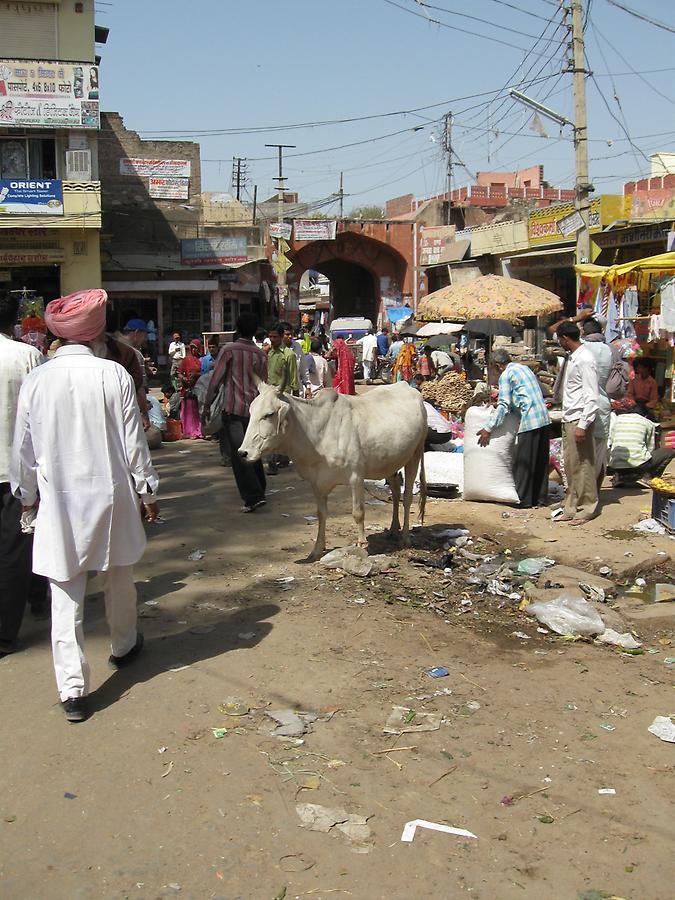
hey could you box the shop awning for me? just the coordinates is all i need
[575,250,675,280]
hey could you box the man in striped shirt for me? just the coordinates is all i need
[477,348,551,508]
[204,313,268,512]
[608,410,675,486]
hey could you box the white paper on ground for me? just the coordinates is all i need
[401,819,478,842]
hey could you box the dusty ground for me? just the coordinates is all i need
[1,432,674,900]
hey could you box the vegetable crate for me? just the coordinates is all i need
[651,490,675,532]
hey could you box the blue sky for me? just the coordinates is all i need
[97,0,675,211]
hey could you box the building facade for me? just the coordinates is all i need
[0,0,102,299]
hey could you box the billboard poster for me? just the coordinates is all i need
[0,179,63,215]
[120,158,191,177]
[380,276,403,309]
[420,225,457,266]
[148,176,189,199]
[293,219,337,241]
[269,221,292,240]
[181,236,248,266]
[0,60,99,128]
[631,188,675,222]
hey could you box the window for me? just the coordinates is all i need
[0,138,57,179]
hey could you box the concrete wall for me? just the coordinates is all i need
[99,112,202,253]
[476,165,543,190]
[60,228,101,292]
[58,0,96,62]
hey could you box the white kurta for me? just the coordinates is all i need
[11,345,159,582]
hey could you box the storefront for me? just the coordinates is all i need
[592,222,671,267]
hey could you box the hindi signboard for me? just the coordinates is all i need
[148,177,189,199]
[0,60,99,128]
[420,225,457,267]
[557,209,585,237]
[0,179,63,215]
[181,237,248,267]
[120,159,191,178]
[293,219,337,241]
[269,221,292,240]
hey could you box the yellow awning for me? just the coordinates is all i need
[575,250,675,281]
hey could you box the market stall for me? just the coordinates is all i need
[575,250,675,443]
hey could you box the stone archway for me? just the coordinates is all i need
[289,231,407,323]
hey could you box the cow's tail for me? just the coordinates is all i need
[417,443,427,525]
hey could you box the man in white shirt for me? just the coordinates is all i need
[358,328,379,384]
[11,289,159,723]
[168,331,186,387]
[307,339,332,397]
[0,293,42,657]
[557,321,600,524]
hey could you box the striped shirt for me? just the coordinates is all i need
[608,412,655,468]
[205,339,268,419]
[487,362,550,434]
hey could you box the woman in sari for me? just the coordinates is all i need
[393,340,417,383]
[178,339,203,438]
[328,337,356,395]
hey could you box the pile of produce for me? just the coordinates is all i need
[421,372,474,415]
[649,475,675,496]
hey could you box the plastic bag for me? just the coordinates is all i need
[527,593,605,637]
[320,546,398,577]
[463,406,519,504]
[517,557,556,576]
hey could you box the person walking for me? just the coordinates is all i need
[307,338,332,397]
[11,289,159,722]
[203,313,268,513]
[266,323,298,472]
[168,331,186,389]
[477,348,551,508]
[357,328,379,384]
[581,317,612,487]
[417,344,437,381]
[556,321,600,524]
[329,337,356,395]
[177,340,203,438]
[376,326,390,358]
[1,293,43,657]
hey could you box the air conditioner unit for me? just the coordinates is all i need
[65,150,92,181]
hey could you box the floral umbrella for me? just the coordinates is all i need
[417,274,563,323]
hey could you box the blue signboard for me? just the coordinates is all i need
[0,179,64,215]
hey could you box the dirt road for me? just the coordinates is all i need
[1,437,673,900]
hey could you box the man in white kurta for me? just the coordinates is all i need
[11,289,159,722]
[357,329,379,384]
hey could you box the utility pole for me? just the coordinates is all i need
[569,0,592,266]
[231,156,248,201]
[265,143,296,314]
[443,112,453,226]
[338,171,344,219]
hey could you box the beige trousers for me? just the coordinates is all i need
[562,420,598,521]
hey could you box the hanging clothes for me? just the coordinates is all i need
[660,276,675,332]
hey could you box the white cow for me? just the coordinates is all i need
[239,381,427,561]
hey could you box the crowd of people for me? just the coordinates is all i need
[2,286,673,725]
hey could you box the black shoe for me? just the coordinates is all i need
[62,697,89,723]
[0,639,19,658]
[108,633,144,670]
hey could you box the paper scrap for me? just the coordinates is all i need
[401,819,477,843]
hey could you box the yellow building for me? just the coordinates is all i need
[0,0,102,299]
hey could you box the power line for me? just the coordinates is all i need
[381,0,559,55]
[412,0,563,41]
[588,72,651,165]
[591,22,675,107]
[425,0,553,23]
[604,0,675,35]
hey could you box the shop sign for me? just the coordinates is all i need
[529,202,601,244]
[0,59,99,128]
[0,248,65,264]
[293,219,337,241]
[180,236,248,266]
[631,187,675,222]
[593,222,669,249]
[120,158,191,177]
[0,179,63,215]
[420,225,457,266]
[508,251,574,271]
[148,176,189,199]
[557,210,584,237]
[269,221,292,240]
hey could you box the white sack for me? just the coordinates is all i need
[463,406,519,504]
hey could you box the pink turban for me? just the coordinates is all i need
[45,289,108,342]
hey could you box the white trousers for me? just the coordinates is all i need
[49,565,138,701]
[363,360,375,381]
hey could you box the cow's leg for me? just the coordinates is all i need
[401,449,421,547]
[307,487,328,562]
[350,476,366,547]
[388,471,402,539]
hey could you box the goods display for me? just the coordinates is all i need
[421,372,474,415]
[649,475,675,496]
